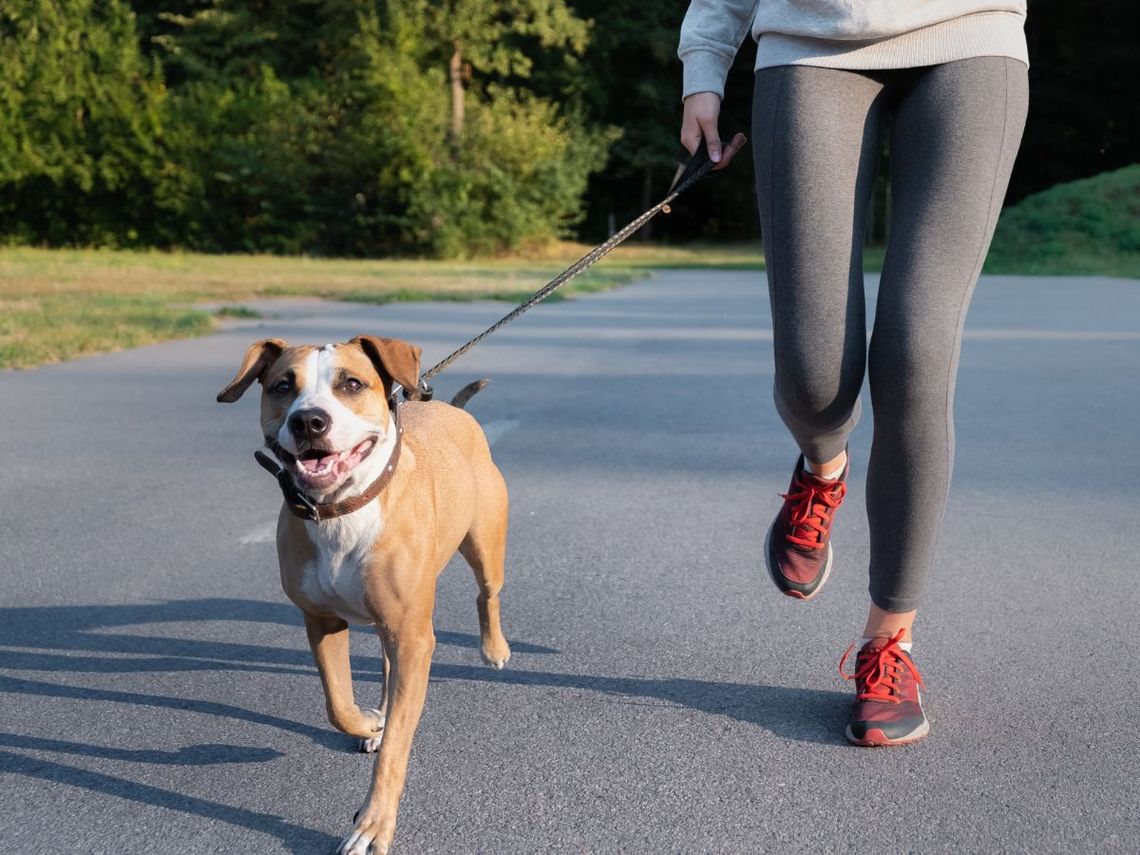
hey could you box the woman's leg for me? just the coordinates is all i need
[842,58,1027,748]
[865,57,1029,619]
[753,66,885,463]
[844,58,1026,747]
[753,65,887,600]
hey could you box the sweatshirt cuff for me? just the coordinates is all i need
[680,49,734,100]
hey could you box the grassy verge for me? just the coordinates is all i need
[985,164,1140,277]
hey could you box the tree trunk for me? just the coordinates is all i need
[449,40,465,146]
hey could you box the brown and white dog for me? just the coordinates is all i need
[218,335,511,855]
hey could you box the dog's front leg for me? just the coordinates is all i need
[338,603,435,855]
[303,612,385,744]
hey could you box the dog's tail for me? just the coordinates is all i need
[449,379,490,410]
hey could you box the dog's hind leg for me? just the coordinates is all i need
[362,638,392,754]
[303,612,386,748]
[458,469,511,670]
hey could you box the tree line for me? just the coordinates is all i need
[0,0,1133,257]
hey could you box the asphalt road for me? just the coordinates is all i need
[2,271,1139,854]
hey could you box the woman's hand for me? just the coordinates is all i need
[680,92,746,170]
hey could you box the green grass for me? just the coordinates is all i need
[213,305,262,319]
[0,294,215,369]
[0,243,762,369]
[985,164,1140,277]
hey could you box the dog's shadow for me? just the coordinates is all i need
[0,597,846,851]
[429,663,848,747]
[0,746,340,855]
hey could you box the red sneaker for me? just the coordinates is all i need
[839,629,929,747]
[764,455,847,600]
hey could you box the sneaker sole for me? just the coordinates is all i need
[844,719,930,747]
[763,519,833,601]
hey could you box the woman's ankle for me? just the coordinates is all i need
[805,449,847,480]
[862,604,917,642]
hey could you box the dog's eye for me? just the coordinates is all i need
[342,377,364,393]
[271,378,292,394]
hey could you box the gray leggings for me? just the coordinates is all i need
[752,57,1028,612]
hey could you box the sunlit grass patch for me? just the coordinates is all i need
[0,248,656,368]
[0,294,213,369]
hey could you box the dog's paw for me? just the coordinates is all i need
[336,829,387,855]
[356,708,385,752]
[481,644,511,671]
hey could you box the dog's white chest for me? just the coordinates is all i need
[299,505,383,625]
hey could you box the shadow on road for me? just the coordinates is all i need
[1,597,845,748]
[430,664,849,747]
[0,597,559,677]
[0,596,848,847]
[0,732,281,765]
[0,749,339,854]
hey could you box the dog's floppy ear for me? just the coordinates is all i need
[350,335,422,397]
[216,338,288,403]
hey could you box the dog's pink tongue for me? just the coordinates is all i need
[333,440,373,476]
[333,449,363,477]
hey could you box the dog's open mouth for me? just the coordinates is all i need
[293,436,377,491]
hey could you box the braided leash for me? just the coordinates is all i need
[412,135,745,398]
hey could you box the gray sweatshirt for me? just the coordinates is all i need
[679,0,1028,98]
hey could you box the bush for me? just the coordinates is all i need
[0,0,166,246]
[986,164,1140,276]
[409,91,618,257]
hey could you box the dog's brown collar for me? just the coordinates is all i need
[254,399,403,523]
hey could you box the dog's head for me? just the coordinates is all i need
[218,336,421,496]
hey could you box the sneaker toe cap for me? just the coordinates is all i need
[848,701,927,743]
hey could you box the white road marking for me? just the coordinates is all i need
[239,521,277,545]
[964,329,1140,341]
[481,419,519,447]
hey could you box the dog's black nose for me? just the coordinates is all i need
[288,407,331,441]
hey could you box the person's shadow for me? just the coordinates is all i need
[0,597,847,851]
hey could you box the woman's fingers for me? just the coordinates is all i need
[680,94,747,174]
[699,116,723,163]
[680,115,704,155]
[680,92,722,156]
[712,132,748,171]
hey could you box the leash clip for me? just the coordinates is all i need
[403,382,433,402]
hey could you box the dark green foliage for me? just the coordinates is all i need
[568,0,759,243]
[0,0,167,245]
[986,165,1140,276]
[0,0,1134,256]
[569,0,1139,243]
[1011,0,1138,204]
[376,1,612,256]
[408,92,617,256]
[0,0,607,256]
